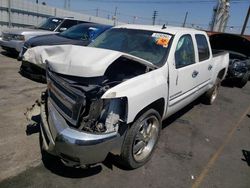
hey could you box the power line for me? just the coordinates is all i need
[73,6,249,30]
[88,0,249,4]
[152,10,158,25]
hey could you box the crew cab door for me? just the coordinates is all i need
[168,34,199,113]
[194,34,213,94]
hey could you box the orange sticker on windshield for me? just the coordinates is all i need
[152,33,171,48]
[156,37,170,47]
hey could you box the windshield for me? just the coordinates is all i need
[89,28,172,66]
[37,18,63,31]
[59,24,101,40]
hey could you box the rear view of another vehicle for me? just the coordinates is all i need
[228,52,250,87]
[20,23,112,82]
[209,33,250,88]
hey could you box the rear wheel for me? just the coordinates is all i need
[120,109,161,169]
[203,78,221,105]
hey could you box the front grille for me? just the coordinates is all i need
[47,68,86,126]
[2,33,13,41]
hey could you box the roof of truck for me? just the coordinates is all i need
[114,24,205,35]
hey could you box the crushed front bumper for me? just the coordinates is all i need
[0,38,23,52]
[40,99,124,167]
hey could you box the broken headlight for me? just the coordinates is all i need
[79,98,127,134]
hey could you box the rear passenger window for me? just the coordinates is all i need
[59,20,77,30]
[195,34,210,61]
[175,34,195,69]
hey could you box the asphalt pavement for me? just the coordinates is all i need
[0,47,250,188]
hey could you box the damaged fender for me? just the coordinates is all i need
[101,67,168,124]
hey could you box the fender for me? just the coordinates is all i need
[101,67,168,123]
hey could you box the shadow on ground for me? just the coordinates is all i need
[26,114,41,135]
[221,79,238,88]
[1,50,18,59]
[242,150,250,166]
[162,97,201,129]
[41,149,103,178]
[221,79,250,89]
[24,97,202,178]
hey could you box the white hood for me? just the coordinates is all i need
[23,45,156,77]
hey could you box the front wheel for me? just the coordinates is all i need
[120,109,161,169]
[203,78,221,105]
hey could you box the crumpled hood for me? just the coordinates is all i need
[23,45,155,77]
[25,34,89,48]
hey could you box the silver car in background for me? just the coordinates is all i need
[0,17,86,53]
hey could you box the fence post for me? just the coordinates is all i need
[8,0,12,27]
[54,8,57,16]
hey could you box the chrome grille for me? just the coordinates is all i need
[2,33,13,41]
[47,68,86,126]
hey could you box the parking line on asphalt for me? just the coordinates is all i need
[192,105,250,188]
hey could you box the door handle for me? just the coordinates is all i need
[208,65,213,70]
[192,70,199,78]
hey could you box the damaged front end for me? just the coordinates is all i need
[40,56,151,167]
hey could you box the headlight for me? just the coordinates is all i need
[80,98,127,134]
[12,34,25,41]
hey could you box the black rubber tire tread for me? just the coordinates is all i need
[237,72,249,88]
[120,109,162,169]
[203,78,221,105]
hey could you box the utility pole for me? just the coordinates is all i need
[68,0,71,10]
[152,10,158,25]
[64,0,70,10]
[96,8,99,17]
[182,12,188,27]
[113,7,118,26]
[7,0,12,27]
[64,0,67,9]
[210,0,230,32]
[133,16,137,24]
[241,6,250,35]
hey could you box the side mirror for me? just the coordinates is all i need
[59,27,67,32]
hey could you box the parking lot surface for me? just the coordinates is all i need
[0,47,250,188]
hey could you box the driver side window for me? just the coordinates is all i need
[175,34,195,69]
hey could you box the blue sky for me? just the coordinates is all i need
[33,0,249,34]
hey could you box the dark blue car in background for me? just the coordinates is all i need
[20,23,112,82]
[19,23,112,60]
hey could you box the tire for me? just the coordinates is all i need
[237,72,249,88]
[120,109,162,169]
[203,78,221,105]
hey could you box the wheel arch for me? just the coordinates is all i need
[132,98,165,124]
[217,68,226,80]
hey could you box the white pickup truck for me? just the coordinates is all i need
[39,25,229,169]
